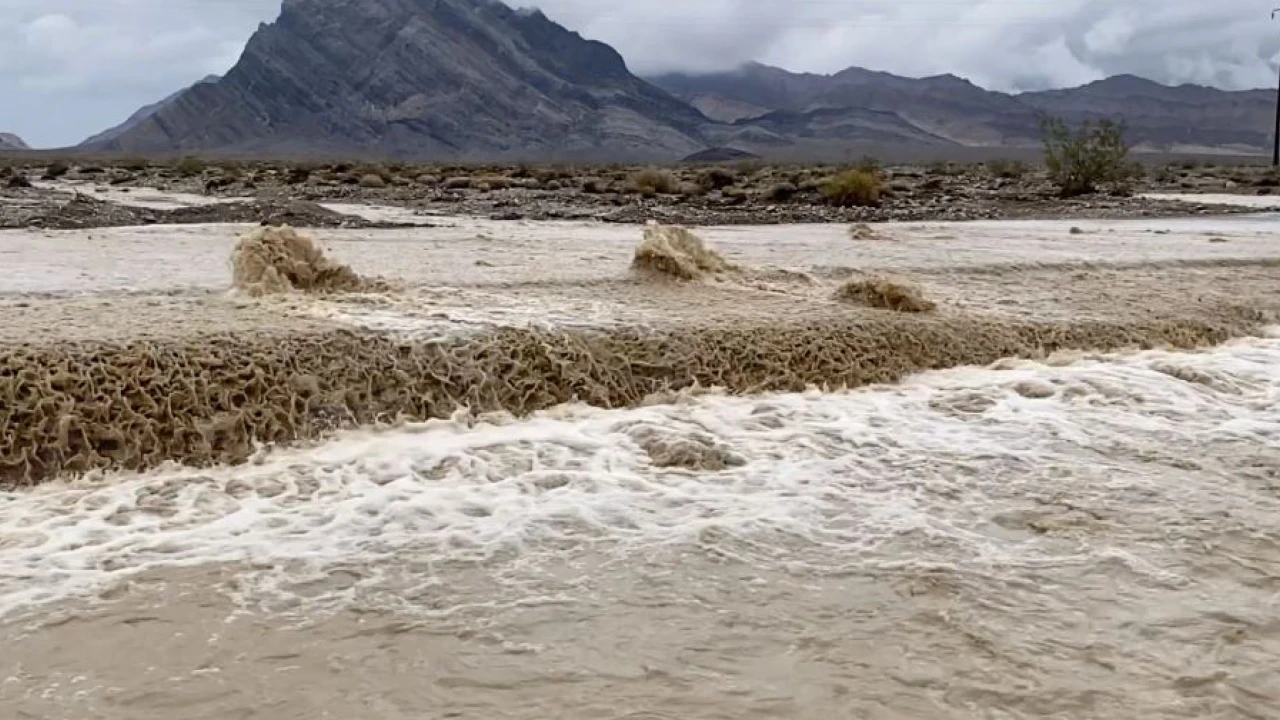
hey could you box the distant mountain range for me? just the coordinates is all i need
[0,133,29,151]
[648,63,1274,154]
[74,0,1275,161]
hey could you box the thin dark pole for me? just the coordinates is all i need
[1274,66,1279,166]
[1273,10,1280,165]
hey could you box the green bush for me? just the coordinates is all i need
[1040,115,1139,196]
[820,169,882,207]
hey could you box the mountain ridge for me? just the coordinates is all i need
[647,62,1274,153]
[76,0,1275,160]
[81,0,711,160]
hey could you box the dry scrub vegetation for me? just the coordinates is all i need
[821,169,882,207]
[7,148,1268,230]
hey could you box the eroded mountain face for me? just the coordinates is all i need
[83,0,709,161]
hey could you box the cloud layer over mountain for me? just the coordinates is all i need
[2,0,1278,147]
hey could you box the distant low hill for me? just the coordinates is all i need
[75,0,1274,161]
[0,133,29,151]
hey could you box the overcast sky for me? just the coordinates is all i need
[3,0,1279,148]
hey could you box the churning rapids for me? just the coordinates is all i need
[2,330,1278,719]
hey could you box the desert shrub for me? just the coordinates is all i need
[1151,164,1179,185]
[581,177,608,194]
[358,173,387,188]
[1254,171,1280,188]
[678,181,705,197]
[357,165,394,183]
[286,166,313,184]
[821,169,882,207]
[798,177,824,193]
[42,161,70,180]
[629,168,680,195]
[721,186,749,204]
[476,174,513,190]
[536,167,574,182]
[986,158,1028,179]
[765,182,798,202]
[1040,115,1139,197]
[120,157,148,172]
[174,155,206,178]
[926,160,957,176]
[443,176,472,190]
[856,155,881,174]
[698,166,738,191]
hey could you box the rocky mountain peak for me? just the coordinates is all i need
[81,0,708,160]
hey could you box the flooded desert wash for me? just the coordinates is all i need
[2,332,1278,719]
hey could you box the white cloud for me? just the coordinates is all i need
[1,0,1278,148]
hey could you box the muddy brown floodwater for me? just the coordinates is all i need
[2,206,1280,719]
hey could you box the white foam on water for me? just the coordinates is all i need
[1,332,1278,620]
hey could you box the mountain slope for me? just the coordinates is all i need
[649,63,1040,146]
[0,133,29,151]
[1017,75,1273,151]
[81,0,710,160]
[649,63,1273,152]
[82,75,220,148]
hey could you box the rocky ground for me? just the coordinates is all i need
[0,157,1271,230]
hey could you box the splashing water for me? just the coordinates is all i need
[1,331,1278,719]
